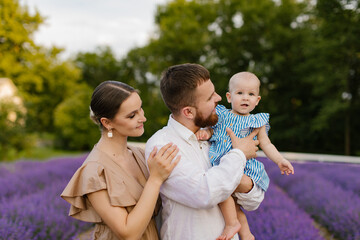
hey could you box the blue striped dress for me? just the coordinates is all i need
[209,105,270,191]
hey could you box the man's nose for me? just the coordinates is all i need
[215,92,222,102]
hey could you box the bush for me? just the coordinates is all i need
[0,99,33,161]
[54,85,99,150]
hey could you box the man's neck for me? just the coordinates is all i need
[171,114,200,133]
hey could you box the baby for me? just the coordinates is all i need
[196,72,294,240]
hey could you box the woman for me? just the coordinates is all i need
[61,81,180,240]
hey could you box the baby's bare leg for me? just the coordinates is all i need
[235,174,253,193]
[217,197,241,240]
[236,204,255,240]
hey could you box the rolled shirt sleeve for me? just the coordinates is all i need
[145,121,246,209]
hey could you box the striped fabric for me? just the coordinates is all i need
[209,105,270,191]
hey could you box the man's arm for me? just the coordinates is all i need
[145,130,259,209]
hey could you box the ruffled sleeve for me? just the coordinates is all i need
[61,161,107,222]
[211,104,229,134]
[251,113,270,134]
[215,104,229,119]
[61,147,144,223]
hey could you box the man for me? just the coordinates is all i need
[145,63,261,240]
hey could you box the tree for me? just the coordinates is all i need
[0,0,81,134]
[0,99,31,160]
[54,84,99,150]
[74,46,120,88]
[304,0,360,155]
[146,0,217,72]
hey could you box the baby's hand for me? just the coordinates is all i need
[195,128,212,141]
[277,159,295,175]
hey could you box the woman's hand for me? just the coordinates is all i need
[147,143,181,184]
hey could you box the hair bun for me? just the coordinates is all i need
[89,107,100,125]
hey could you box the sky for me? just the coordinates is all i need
[23,0,167,59]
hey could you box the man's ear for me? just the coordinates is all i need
[181,106,196,119]
[226,92,232,103]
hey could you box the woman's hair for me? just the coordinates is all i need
[160,63,210,115]
[90,81,137,127]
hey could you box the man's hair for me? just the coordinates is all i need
[160,63,210,114]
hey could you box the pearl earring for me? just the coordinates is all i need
[107,129,113,138]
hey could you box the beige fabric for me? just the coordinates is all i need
[233,181,265,211]
[61,145,160,240]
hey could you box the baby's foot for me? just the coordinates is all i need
[216,222,241,240]
[239,230,255,240]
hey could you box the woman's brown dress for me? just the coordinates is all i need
[61,145,160,240]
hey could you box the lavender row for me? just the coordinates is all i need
[246,182,325,240]
[262,158,360,240]
[0,166,9,178]
[294,161,360,196]
[0,179,92,239]
[0,155,86,200]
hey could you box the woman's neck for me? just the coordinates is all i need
[97,134,129,159]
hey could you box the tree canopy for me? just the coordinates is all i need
[1,0,359,160]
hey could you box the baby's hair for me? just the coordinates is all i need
[228,72,261,92]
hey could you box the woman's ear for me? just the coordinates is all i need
[226,92,232,103]
[100,117,111,129]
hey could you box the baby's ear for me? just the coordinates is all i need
[226,92,231,103]
[256,95,261,105]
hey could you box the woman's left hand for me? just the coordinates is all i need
[147,143,181,184]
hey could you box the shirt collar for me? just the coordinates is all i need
[168,115,198,142]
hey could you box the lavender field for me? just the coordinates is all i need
[0,155,93,240]
[1,155,359,240]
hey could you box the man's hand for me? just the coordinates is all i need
[226,128,260,160]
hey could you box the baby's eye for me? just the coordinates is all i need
[249,93,255,96]
[237,92,242,95]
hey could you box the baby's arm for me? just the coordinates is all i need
[195,127,214,141]
[258,126,294,175]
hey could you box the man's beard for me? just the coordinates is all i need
[194,109,218,128]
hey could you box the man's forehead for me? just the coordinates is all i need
[196,79,214,98]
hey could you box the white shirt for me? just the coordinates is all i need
[145,115,247,240]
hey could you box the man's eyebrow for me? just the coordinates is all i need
[207,91,215,101]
